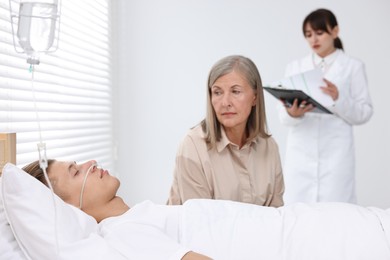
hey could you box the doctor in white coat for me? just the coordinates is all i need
[280,9,373,204]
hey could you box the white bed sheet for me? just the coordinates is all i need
[100,199,390,260]
[3,161,390,260]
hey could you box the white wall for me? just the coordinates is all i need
[113,0,390,208]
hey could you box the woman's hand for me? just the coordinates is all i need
[283,99,313,118]
[321,78,339,101]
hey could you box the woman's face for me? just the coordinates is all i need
[47,160,120,210]
[211,70,256,134]
[304,23,338,57]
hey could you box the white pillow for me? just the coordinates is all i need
[0,177,27,260]
[1,163,125,260]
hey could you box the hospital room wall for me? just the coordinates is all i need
[112,0,390,208]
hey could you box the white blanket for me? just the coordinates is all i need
[99,199,390,260]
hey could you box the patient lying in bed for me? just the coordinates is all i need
[2,159,390,260]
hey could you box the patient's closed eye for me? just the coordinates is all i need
[68,163,79,177]
[70,167,79,176]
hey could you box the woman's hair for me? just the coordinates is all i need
[201,55,270,148]
[22,159,56,187]
[303,8,343,50]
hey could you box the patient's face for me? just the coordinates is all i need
[47,160,120,210]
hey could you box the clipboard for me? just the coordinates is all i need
[263,86,332,114]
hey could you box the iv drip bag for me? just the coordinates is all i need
[9,0,61,65]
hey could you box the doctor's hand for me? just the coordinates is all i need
[321,78,339,101]
[284,99,313,118]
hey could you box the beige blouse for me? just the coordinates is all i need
[167,124,284,207]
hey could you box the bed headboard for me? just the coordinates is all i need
[0,133,16,175]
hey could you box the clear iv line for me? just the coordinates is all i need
[31,64,60,255]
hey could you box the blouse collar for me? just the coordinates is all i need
[312,48,340,70]
[216,127,258,152]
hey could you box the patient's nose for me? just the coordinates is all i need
[82,160,97,172]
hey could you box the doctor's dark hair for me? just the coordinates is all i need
[303,8,343,50]
[201,55,270,148]
[22,159,56,187]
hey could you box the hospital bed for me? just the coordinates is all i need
[1,133,390,259]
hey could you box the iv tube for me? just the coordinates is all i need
[30,64,60,254]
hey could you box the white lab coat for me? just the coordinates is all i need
[279,50,373,204]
